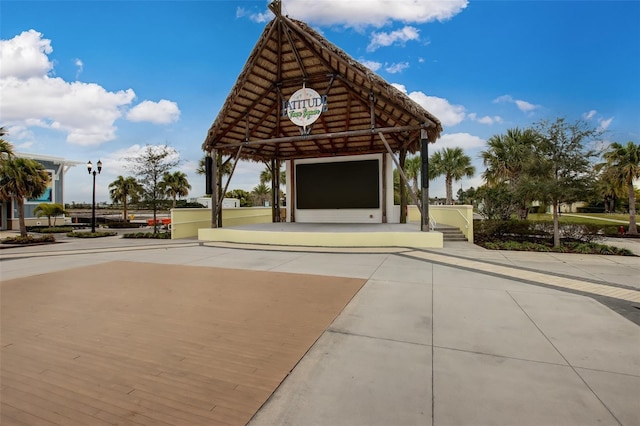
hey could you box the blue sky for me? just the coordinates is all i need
[1,0,639,204]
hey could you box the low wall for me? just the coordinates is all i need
[172,205,474,243]
[198,227,443,249]
[171,208,273,239]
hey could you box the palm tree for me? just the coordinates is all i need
[429,147,476,205]
[481,128,537,218]
[159,171,192,208]
[109,175,143,221]
[603,141,640,234]
[34,203,66,227]
[595,168,625,213]
[197,155,234,177]
[404,154,421,196]
[481,128,536,188]
[0,156,50,237]
[0,128,14,166]
[259,163,286,186]
[251,183,271,207]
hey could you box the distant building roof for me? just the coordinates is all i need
[16,152,83,166]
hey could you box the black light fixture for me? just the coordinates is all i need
[88,160,102,233]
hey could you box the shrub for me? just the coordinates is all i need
[106,221,142,229]
[35,226,74,233]
[175,201,206,208]
[122,232,171,239]
[483,241,500,250]
[478,239,634,256]
[474,219,550,243]
[67,231,118,238]
[2,234,55,244]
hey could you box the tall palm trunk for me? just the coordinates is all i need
[553,200,560,247]
[445,175,453,205]
[16,196,27,237]
[629,180,638,235]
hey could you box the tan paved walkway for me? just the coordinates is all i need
[405,250,640,303]
[1,261,364,425]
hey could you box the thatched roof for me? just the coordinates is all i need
[202,1,442,162]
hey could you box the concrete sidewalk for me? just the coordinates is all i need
[1,236,639,425]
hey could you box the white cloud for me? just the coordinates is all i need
[15,141,33,150]
[493,95,513,103]
[0,30,180,146]
[0,29,53,79]
[385,62,409,74]
[241,0,467,27]
[2,75,135,145]
[74,58,83,79]
[469,113,502,125]
[392,83,407,93]
[102,144,181,177]
[514,100,538,113]
[127,100,180,124]
[581,110,613,131]
[436,133,485,150]
[598,117,613,131]
[394,84,465,127]
[359,59,382,72]
[237,7,272,23]
[367,26,420,52]
[493,94,540,113]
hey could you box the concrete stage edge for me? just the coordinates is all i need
[198,223,444,249]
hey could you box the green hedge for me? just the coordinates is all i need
[1,234,55,244]
[66,231,118,238]
[482,240,633,256]
[122,232,171,239]
[474,219,637,243]
[33,226,74,233]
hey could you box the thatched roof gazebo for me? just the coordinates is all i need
[202,0,442,229]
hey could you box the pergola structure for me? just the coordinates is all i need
[202,0,442,230]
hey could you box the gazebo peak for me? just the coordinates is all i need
[268,0,282,17]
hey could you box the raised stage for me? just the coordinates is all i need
[198,222,444,249]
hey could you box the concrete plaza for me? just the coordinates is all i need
[1,234,639,425]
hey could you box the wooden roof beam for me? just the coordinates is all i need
[215,124,426,149]
[281,21,308,80]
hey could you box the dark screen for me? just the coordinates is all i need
[296,159,380,209]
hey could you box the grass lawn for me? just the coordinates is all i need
[527,213,630,225]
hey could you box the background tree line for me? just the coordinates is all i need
[3,117,638,246]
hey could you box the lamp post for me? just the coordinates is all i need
[87,160,102,233]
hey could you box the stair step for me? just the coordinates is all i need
[433,226,467,241]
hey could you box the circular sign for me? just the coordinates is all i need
[285,87,326,127]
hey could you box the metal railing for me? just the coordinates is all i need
[429,214,437,231]
[454,209,470,229]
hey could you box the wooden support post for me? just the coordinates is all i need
[217,147,242,219]
[289,159,296,223]
[378,133,422,217]
[217,153,223,227]
[399,148,407,224]
[270,159,277,222]
[381,153,387,223]
[210,149,218,228]
[275,158,281,222]
[420,132,430,232]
